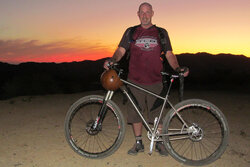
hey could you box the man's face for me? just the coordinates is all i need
[137,4,154,27]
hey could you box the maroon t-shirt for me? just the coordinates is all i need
[119,25,172,85]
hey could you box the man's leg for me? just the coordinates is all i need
[154,124,168,156]
[132,122,143,136]
[127,122,144,155]
[147,83,168,156]
[127,82,145,155]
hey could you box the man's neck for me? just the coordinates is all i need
[141,23,153,29]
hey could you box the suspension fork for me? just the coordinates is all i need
[93,90,114,129]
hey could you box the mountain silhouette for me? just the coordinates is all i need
[0,53,249,99]
[173,52,250,90]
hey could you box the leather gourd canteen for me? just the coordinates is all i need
[101,69,123,91]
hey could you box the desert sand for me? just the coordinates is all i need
[0,90,249,167]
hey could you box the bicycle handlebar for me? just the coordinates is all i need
[106,60,125,76]
[106,60,188,102]
[161,66,188,102]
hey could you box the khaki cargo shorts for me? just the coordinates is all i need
[126,80,168,124]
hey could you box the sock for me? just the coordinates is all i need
[135,135,142,144]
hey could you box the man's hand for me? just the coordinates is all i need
[176,66,189,77]
[103,59,114,70]
[104,47,126,70]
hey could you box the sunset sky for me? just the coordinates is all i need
[0,0,249,64]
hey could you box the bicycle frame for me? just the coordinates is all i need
[65,65,228,163]
[124,78,189,128]
[102,75,190,154]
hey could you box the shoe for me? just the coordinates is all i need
[155,142,168,156]
[128,142,144,155]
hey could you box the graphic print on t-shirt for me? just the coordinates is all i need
[135,36,158,51]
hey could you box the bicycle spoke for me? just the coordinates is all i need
[65,98,125,157]
[95,135,107,152]
[164,101,228,165]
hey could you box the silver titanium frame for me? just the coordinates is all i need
[120,78,189,136]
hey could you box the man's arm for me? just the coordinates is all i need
[165,51,189,77]
[111,47,126,62]
[165,51,179,71]
[103,47,126,69]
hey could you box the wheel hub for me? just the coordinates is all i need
[85,120,101,135]
[188,123,204,142]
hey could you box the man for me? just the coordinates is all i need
[104,2,188,156]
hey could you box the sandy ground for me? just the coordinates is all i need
[0,90,249,167]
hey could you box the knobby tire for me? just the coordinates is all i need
[162,99,229,166]
[64,95,126,159]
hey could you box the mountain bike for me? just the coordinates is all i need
[64,63,229,166]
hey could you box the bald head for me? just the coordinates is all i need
[138,2,153,12]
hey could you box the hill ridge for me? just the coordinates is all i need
[0,53,249,99]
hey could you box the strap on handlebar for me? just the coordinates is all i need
[179,74,184,102]
[178,66,188,102]
[161,66,188,102]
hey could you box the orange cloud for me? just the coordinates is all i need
[0,39,113,64]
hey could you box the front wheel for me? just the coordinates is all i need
[64,95,125,159]
[162,99,229,166]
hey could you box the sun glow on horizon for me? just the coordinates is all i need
[0,37,249,65]
[0,0,249,64]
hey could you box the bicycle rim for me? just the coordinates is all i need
[163,99,229,166]
[65,96,125,158]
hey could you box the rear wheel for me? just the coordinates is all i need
[163,99,229,166]
[64,95,125,158]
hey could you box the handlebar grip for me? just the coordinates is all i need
[106,59,119,70]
